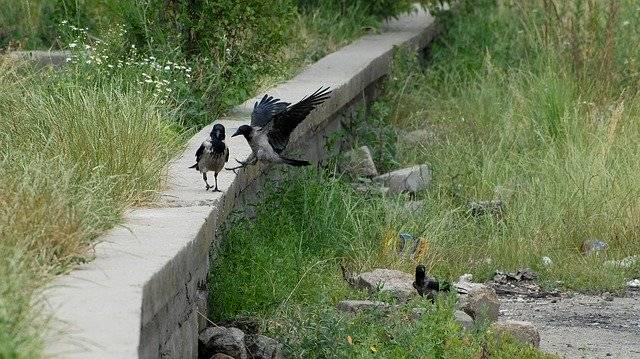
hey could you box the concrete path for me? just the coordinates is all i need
[500,291,640,358]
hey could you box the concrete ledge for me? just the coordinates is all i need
[44,8,439,359]
[5,50,72,68]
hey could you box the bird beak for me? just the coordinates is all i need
[232,129,241,137]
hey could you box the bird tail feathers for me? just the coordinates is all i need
[281,157,310,167]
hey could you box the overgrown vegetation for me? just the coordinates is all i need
[381,0,640,292]
[211,0,640,357]
[0,1,421,357]
[211,171,550,358]
[2,0,423,127]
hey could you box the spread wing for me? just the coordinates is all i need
[250,94,290,127]
[266,87,332,154]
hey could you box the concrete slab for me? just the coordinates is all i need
[43,7,438,359]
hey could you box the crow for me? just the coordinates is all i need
[226,87,332,172]
[189,123,229,192]
[413,264,451,302]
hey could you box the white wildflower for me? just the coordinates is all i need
[68,43,77,48]
[164,66,170,70]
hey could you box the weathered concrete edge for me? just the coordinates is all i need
[43,8,439,359]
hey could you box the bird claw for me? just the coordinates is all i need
[211,187,222,193]
[225,159,246,173]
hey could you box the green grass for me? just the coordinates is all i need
[0,2,420,357]
[374,0,640,293]
[210,171,551,358]
[210,1,640,356]
[0,61,180,357]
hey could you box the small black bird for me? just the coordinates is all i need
[226,87,332,171]
[413,264,451,302]
[189,123,229,192]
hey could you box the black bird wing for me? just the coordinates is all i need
[224,146,229,162]
[194,142,205,163]
[264,87,332,154]
[250,94,290,127]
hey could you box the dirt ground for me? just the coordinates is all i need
[499,290,640,358]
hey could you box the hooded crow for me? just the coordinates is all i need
[413,264,451,302]
[189,123,229,191]
[226,87,332,172]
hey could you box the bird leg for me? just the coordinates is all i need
[203,173,211,190]
[211,173,222,192]
[225,156,257,173]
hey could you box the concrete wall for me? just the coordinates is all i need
[44,8,439,359]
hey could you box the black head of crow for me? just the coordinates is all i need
[189,123,229,192]
[226,87,332,172]
[413,264,451,302]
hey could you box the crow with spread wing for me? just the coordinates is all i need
[189,124,229,191]
[226,87,332,172]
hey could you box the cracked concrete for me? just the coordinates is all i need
[500,291,640,358]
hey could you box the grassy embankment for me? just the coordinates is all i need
[211,0,640,357]
[0,0,413,356]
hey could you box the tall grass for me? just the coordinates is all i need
[381,0,640,291]
[0,2,415,356]
[210,171,551,358]
[0,61,180,356]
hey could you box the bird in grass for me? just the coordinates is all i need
[189,123,229,192]
[413,264,451,302]
[226,87,332,172]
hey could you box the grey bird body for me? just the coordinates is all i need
[196,139,229,174]
[190,124,229,191]
[227,87,332,171]
[246,127,290,165]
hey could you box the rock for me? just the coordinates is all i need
[6,50,72,68]
[339,146,378,178]
[456,284,499,322]
[604,255,639,269]
[199,327,247,359]
[468,200,505,217]
[373,165,432,196]
[602,292,614,301]
[355,268,416,301]
[493,268,537,284]
[404,200,425,212]
[336,300,391,314]
[217,316,260,335]
[458,273,474,283]
[211,354,235,359]
[454,310,474,331]
[627,279,640,289]
[542,256,553,266]
[245,334,284,359]
[492,320,541,347]
[581,238,607,254]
